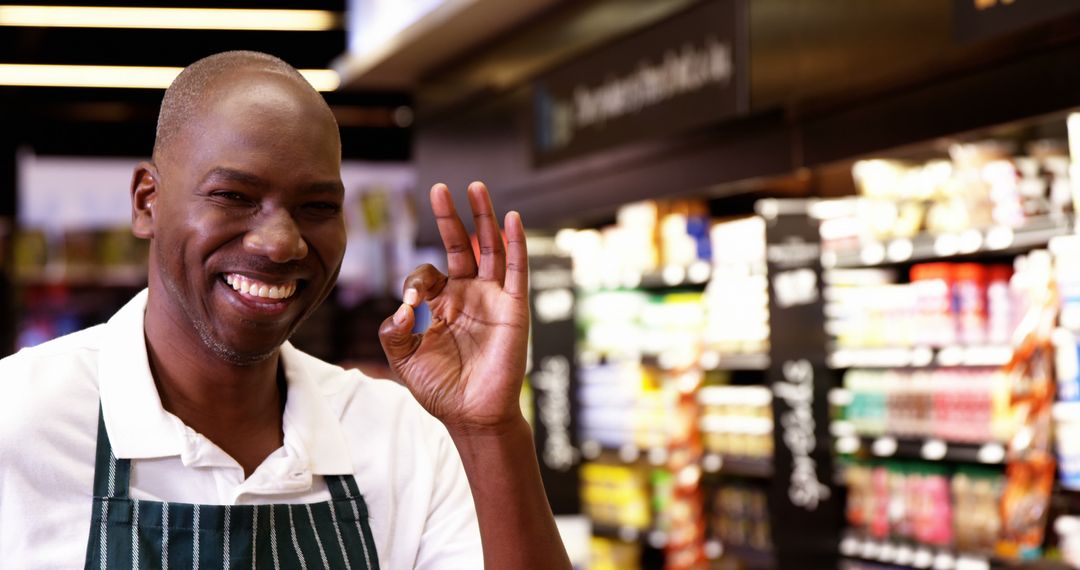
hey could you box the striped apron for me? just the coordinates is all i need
[84,407,379,569]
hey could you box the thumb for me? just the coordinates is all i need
[379,303,421,367]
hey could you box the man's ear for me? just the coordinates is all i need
[131,161,158,239]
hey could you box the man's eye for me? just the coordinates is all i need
[212,191,246,201]
[306,202,342,213]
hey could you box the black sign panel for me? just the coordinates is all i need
[528,252,581,515]
[954,0,1080,43]
[760,201,842,569]
[532,0,746,165]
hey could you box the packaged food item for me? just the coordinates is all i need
[996,249,1058,561]
[987,265,1015,345]
[911,263,956,347]
[590,537,642,570]
[953,467,1005,553]
[955,263,989,346]
[997,453,1055,560]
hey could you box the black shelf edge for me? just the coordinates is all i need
[592,523,669,549]
[824,217,1071,269]
[702,453,774,478]
[584,350,769,371]
[580,442,774,477]
[827,345,1012,369]
[576,261,715,292]
[580,442,673,466]
[834,436,1008,465]
[701,351,771,371]
[707,541,777,570]
[838,534,1063,570]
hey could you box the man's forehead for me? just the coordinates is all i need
[199,70,319,117]
[159,71,339,169]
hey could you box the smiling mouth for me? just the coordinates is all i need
[223,273,299,301]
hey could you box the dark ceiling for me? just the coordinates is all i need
[0,0,411,160]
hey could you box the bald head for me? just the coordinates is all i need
[153,51,337,163]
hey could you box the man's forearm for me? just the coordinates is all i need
[449,416,572,570]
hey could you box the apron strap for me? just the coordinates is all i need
[324,474,364,502]
[92,404,132,499]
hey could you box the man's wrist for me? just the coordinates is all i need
[445,413,532,442]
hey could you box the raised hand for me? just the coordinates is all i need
[378,181,530,433]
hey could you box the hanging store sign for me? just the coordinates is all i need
[759,200,842,569]
[954,0,1080,44]
[528,250,582,515]
[531,0,745,165]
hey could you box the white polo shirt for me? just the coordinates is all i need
[0,290,482,569]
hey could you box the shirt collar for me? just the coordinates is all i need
[98,289,353,475]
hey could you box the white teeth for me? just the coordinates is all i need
[224,274,297,301]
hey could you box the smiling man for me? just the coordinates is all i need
[0,51,570,569]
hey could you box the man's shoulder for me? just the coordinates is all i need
[0,326,104,415]
[0,324,106,377]
[0,326,103,451]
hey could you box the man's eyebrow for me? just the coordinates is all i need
[199,167,266,187]
[303,181,346,196]
[198,168,344,196]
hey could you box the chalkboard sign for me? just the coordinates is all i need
[528,251,581,515]
[758,200,843,569]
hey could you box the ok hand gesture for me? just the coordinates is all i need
[379,182,530,434]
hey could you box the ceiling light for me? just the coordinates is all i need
[0,5,342,31]
[0,64,340,91]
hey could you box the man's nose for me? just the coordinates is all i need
[243,209,309,263]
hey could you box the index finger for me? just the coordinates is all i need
[430,183,478,278]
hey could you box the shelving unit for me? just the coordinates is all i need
[559,106,1080,569]
[834,436,1008,465]
[828,346,1012,369]
[823,217,1072,270]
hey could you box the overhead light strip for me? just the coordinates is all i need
[0,5,342,31]
[0,64,340,91]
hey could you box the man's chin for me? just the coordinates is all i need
[193,319,283,367]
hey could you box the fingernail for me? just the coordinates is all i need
[403,288,418,306]
[394,303,409,325]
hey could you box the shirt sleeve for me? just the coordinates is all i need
[412,419,483,570]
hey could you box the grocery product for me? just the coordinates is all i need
[840,368,1010,443]
[843,461,1003,553]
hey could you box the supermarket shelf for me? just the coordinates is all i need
[579,261,714,292]
[823,217,1071,269]
[581,441,673,466]
[637,261,714,289]
[701,453,774,479]
[581,442,773,478]
[706,541,776,570]
[833,435,1007,465]
[592,523,669,549]
[699,350,770,371]
[582,350,768,371]
[828,345,1012,369]
[839,535,995,570]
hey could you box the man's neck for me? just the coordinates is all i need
[143,300,285,478]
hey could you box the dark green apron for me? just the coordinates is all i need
[84,407,379,569]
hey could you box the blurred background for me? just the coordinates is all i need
[7,1,1080,569]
